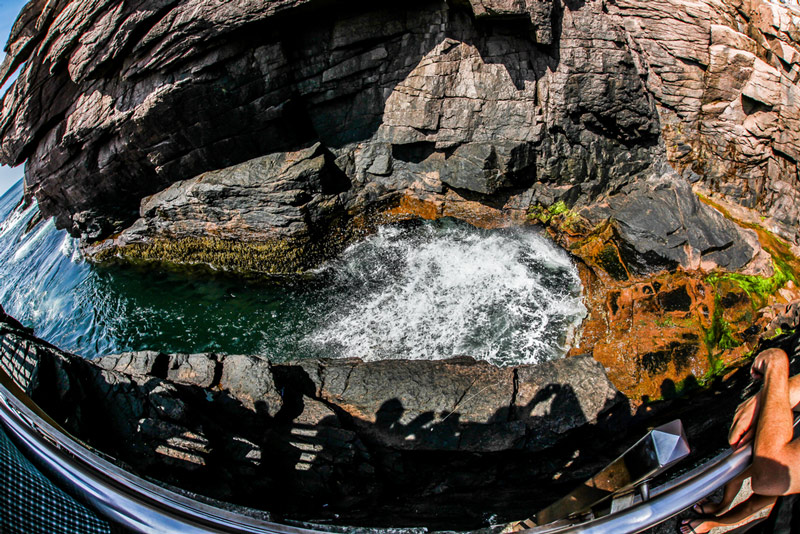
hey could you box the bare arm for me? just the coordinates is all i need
[729,349,800,449]
[749,348,800,495]
[788,374,800,408]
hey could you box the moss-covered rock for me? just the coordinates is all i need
[93,237,317,274]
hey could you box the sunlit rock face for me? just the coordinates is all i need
[618,0,800,247]
[3,0,794,268]
[3,0,800,400]
[0,0,661,242]
[0,0,794,247]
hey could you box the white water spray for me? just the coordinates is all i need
[306,220,586,366]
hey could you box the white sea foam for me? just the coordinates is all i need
[0,202,36,239]
[58,233,83,262]
[12,218,56,262]
[306,221,586,366]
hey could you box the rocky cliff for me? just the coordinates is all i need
[5,0,800,528]
[1,0,799,260]
[4,0,800,410]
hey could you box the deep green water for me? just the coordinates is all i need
[0,180,586,365]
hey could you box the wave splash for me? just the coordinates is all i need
[306,220,586,366]
[0,180,585,366]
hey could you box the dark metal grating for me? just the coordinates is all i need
[0,333,40,394]
[0,422,111,534]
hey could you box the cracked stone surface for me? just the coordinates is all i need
[2,0,798,275]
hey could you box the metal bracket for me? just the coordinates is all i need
[508,419,690,530]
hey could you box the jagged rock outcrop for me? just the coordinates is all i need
[86,142,356,271]
[1,0,659,246]
[581,169,767,275]
[2,0,798,273]
[612,0,800,248]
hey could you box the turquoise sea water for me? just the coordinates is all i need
[0,180,586,365]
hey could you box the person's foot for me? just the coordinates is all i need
[679,519,715,534]
[692,498,722,516]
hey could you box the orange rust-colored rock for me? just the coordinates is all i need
[382,191,528,230]
[382,194,443,222]
[440,190,528,229]
[544,209,771,402]
[572,268,721,402]
[378,192,800,402]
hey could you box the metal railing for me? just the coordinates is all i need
[524,446,751,533]
[0,326,753,534]
[0,370,323,534]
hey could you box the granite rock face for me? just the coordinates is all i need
[294,354,622,452]
[3,0,796,275]
[85,142,354,272]
[124,143,348,244]
[0,310,635,527]
[611,0,800,247]
[582,170,764,275]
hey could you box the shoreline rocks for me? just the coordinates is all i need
[83,142,357,273]
[90,350,628,455]
[0,308,630,527]
[5,303,800,529]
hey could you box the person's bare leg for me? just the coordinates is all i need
[694,467,752,515]
[680,493,776,534]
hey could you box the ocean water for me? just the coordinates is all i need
[307,221,587,364]
[0,180,586,365]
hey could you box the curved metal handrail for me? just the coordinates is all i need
[525,446,751,533]
[0,373,323,534]
[0,364,754,534]
[578,445,750,533]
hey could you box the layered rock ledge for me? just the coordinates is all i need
[4,304,800,529]
[3,0,800,256]
[4,0,800,401]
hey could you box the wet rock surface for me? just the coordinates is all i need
[581,170,762,275]
[84,142,356,272]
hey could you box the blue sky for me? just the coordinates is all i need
[0,0,30,195]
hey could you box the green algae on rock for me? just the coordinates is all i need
[82,143,362,273]
[90,237,321,274]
